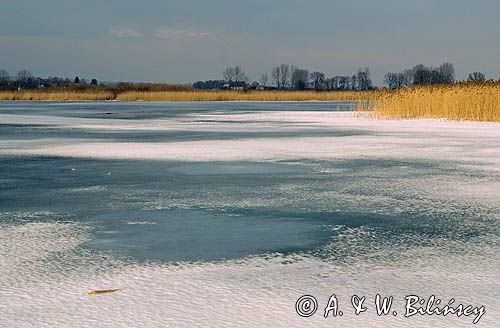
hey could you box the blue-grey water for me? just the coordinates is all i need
[1,101,499,327]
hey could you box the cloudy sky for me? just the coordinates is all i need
[1,0,499,85]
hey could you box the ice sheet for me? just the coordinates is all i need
[0,102,499,327]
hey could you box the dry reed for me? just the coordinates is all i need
[0,90,114,101]
[370,82,500,122]
[114,90,381,102]
[0,90,381,102]
[3,85,498,123]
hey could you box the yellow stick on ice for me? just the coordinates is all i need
[87,289,120,295]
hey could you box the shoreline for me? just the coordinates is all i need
[1,83,499,123]
[0,99,364,103]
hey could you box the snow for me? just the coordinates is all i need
[1,105,499,327]
[2,112,500,172]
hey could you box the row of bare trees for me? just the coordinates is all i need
[383,63,491,89]
[0,69,36,87]
[221,63,491,91]
[268,65,373,90]
[0,68,196,92]
[222,66,248,83]
[383,63,457,89]
[0,69,101,90]
[219,65,374,91]
[467,72,486,82]
[5,64,489,92]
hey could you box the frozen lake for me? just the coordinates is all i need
[0,101,499,327]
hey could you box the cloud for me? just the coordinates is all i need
[109,27,143,38]
[153,28,212,40]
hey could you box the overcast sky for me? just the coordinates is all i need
[1,0,499,85]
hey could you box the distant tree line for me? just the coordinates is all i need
[192,63,495,91]
[2,65,494,93]
[194,65,375,91]
[383,63,491,89]
[192,80,226,90]
[0,68,193,93]
[262,65,373,90]
[0,69,100,90]
[269,65,374,90]
[383,63,456,89]
[467,72,486,82]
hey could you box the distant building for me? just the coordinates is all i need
[223,81,247,90]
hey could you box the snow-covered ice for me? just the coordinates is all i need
[0,102,499,327]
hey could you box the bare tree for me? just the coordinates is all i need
[326,76,340,90]
[272,64,290,89]
[412,65,432,85]
[395,73,406,88]
[223,67,235,82]
[16,70,34,88]
[384,73,397,89]
[339,76,350,90]
[430,69,443,84]
[291,67,309,90]
[384,72,406,89]
[468,72,485,82]
[350,75,357,90]
[233,66,247,83]
[438,62,455,83]
[402,69,414,85]
[16,70,33,83]
[310,71,325,90]
[356,68,372,90]
[0,69,9,85]
[259,73,269,87]
[271,67,279,88]
[223,66,247,83]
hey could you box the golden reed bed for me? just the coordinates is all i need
[114,90,380,102]
[0,90,115,101]
[371,82,500,122]
[0,83,499,122]
[0,90,380,102]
